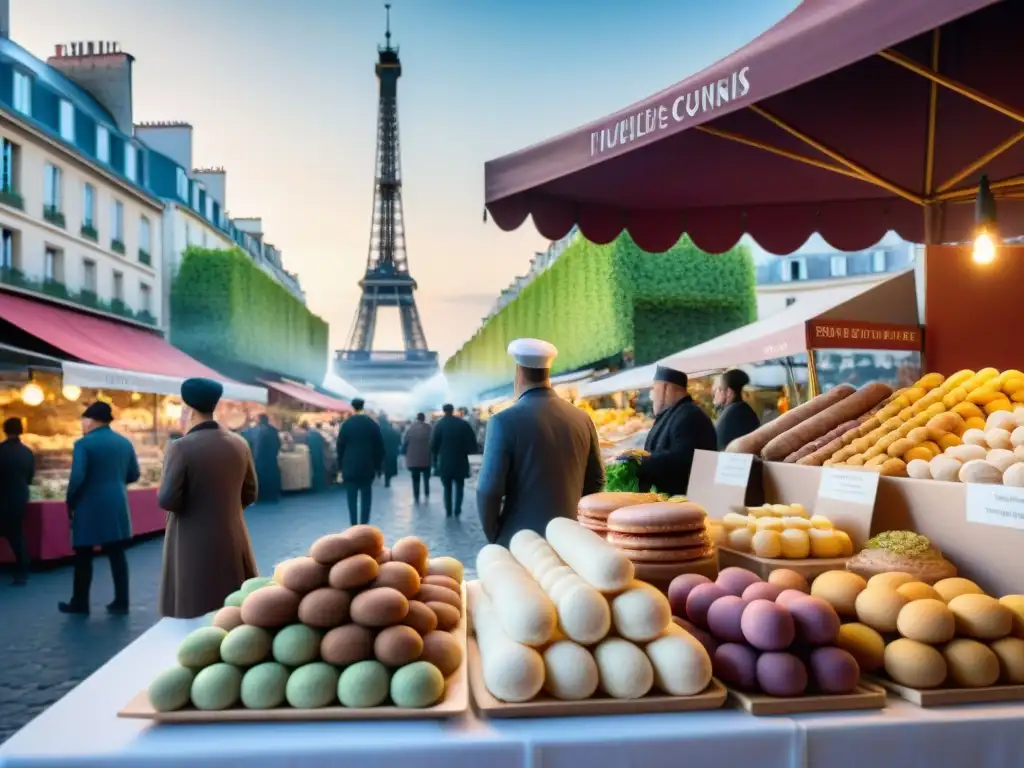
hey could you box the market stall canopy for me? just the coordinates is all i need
[578,364,658,399]
[0,292,267,403]
[485,0,1021,253]
[260,379,353,413]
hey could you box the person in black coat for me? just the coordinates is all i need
[379,414,400,488]
[253,414,282,503]
[337,399,383,526]
[304,425,327,492]
[713,369,761,450]
[634,367,718,496]
[430,403,478,518]
[0,417,35,585]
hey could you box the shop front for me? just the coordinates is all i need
[0,290,267,563]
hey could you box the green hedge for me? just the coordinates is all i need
[444,234,756,389]
[171,247,329,383]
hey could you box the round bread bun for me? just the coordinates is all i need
[577,492,662,521]
[606,502,707,534]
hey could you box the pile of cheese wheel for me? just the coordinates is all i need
[668,567,862,697]
[146,525,466,712]
[470,518,713,703]
[807,570,1024,689]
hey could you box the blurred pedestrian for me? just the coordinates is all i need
[253,414,281,503]
[431,403,478,518]
[379,412,400,489]
[403,412,432,503]
[337,398,383,525]
[0,417,34,585]
[61,402,139,615]
[158,378,258,618]
[713,369,761,449]
[305,423,328,491]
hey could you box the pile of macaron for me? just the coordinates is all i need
[669,567,863,698]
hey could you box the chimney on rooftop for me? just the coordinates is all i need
[47,41,135,135]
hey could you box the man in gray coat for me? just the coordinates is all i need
[477,338,605,546]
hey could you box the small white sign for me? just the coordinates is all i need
[818,468,880,507]
[966,484,1024,531]
[715,452,754,487]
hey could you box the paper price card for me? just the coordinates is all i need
[817,468,880,507]
[715,452,754,487]
[966,484,1024,532]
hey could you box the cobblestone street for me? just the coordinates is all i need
[0,476,486,744]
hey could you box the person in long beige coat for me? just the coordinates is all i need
[158,378,258,618]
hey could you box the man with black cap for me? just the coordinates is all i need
[713,368,761,450]
[158,377,258,618]
[632,366,718,497]
[62,401,140,614]
[336,398,384,526]
[477,338,604,546]
[0,417,34,585]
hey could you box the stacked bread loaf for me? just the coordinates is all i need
[576,492,661,534]
[471,518,712,703]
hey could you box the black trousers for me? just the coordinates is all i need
[72,540,129,607]
[441,477,465,517]
[410,467,430,501]
[345,481,373,526]
[2,514,29,582]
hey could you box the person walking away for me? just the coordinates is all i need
[477,339,604,545]
[713,369,761,450]
[629,366,717,497]
[0,417,34,585]
[379,413,400,489]
[61,402,139,615]
[305,424,327,492]
[158,378,258,618]
[403,412,432,503]
[253,414,281,503]
[336,398,383,526]
[431,404,478,518]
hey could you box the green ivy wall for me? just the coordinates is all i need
[444,234,756,389]
[170,247,329,384]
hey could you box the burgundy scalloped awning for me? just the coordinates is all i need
[485,0,1024,254]
[261,379,353,413]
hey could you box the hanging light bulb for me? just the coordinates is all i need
[62,384,82,402]
[972,174,999,265]
[131,392,141,402]
[20,382,44,407]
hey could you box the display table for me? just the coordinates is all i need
[2,618,1023,768]
[0,488,165,564]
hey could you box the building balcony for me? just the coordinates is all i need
[111,239,125,255]
[80,223,98,242]
[0,187,24,210]
[43,205,65,229]
[0,266,156,326]
[138,248,151,266]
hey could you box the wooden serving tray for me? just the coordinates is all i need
[727,681,887,716]
[868,675,1024,707]
[467,637,727,718]
[118,597,470,723]
[718,547,849,580]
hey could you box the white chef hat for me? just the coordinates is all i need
[507,338,558,369]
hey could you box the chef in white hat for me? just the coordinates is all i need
[476,338,605,547]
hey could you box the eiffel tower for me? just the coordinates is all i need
[334,4,438,393]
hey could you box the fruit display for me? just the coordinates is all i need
[470,519,714,704]
[809,568,1024,690]
[719,504,854,560]
[579,404,652,444]
[145,526,466,714]
[845,531,957,584]
[668,566,863,697]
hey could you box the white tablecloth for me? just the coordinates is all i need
[3,617,1024,768]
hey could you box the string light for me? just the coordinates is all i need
[62,384,82,401]
[20,382,44,406]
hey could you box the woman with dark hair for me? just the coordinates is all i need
[713,369,761,450]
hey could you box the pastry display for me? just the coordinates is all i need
[576,492,662,534]
[810,569,1024,689]
[669,566,863,697]
[145,526,465,713]
[845,531,957,584]
[719,504,854,560]
[470,519,714,704]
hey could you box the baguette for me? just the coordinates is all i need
[784,419,860,463]
[762,382,893,462]
[797,403,886,466]
[476,544,557,646]
[725,385,856,456]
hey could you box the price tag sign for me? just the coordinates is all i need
[817,468,880,506]
[966,484,1024,531]
[715,453,754,487]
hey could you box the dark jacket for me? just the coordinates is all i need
[0,436,35,530]
[304,429,327,490]
[380,419,400,478]
[337,413,384,484]
[477,388,604,547]
[638,395,718,496]
[253,424,282,500]
[715,400,761,450]
[66,425,140,548]
[430,414,477,480]
[403,421,432,469]
[158,422,258,618]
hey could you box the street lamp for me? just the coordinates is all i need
[972,174,998,265]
